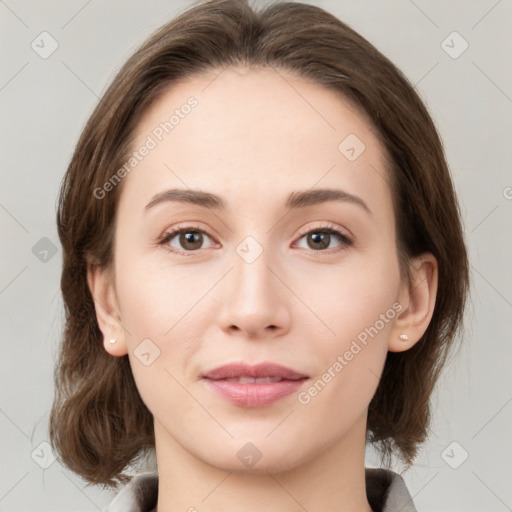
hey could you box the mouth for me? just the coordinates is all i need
[202,362,309,381]
[219,376,299,383]
[202,362,309,407]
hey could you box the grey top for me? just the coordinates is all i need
[105,468,417,512]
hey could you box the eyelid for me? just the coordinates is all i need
[294,222,353,242]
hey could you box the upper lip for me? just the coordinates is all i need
[202,362,308,380]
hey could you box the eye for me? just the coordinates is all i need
[294,225,353,253]
[158,225,215,256]
[157,223,353,256]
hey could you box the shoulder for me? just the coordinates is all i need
[365,467,417,512]
[106,472,158,512]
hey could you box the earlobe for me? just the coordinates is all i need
[86,258,129,357]
[389,253,438,353]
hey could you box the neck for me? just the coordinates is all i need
[152,413,373,512]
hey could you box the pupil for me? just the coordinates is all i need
[182,231,202,249]
[310,232,329,250]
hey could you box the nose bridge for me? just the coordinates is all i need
[218,232,290,336]
[232,233,278,307]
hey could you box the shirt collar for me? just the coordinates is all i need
[107,467,417,512]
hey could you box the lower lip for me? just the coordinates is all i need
[203,378,307,407]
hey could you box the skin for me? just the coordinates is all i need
[88,66,438,512]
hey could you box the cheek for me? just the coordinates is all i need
[294,279,395,436]
[115,246,200,338]
[291,249,400,341]
[115,262,198,420]
[292,250,399,400]
[114,252,210,389]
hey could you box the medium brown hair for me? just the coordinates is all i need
[49,0,469,488]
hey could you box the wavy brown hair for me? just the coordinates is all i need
[49,0,469,488]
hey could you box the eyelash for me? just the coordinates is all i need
[157,223,353,257]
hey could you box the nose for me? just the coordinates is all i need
[216,243,291,339]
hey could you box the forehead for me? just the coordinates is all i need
[121,66,391,214]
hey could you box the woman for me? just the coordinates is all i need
[49,1,469,511]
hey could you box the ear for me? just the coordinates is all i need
[86,257,129,357]
[389,252,438,353]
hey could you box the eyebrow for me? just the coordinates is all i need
[145,188,371,214]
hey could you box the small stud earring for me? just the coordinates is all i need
[398,334,409,342]
[109,338,117,344]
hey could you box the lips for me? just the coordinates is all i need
[202,362,309,407]
[202,362,308,381]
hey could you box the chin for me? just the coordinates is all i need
[207,453,303,476]
[193,436,310,476]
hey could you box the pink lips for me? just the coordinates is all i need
[202,362,308,408]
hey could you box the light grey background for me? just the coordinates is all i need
[1,0,511,511]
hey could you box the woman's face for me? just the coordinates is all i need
[103,66,409,472]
